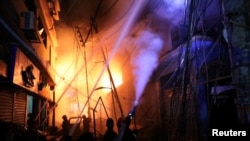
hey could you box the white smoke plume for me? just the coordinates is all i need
[132,30,163,106]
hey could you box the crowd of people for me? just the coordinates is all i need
[0,112,138,141]
[60,114,138,141]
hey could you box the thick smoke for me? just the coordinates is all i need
[132,30,163,106]
[130,0,185,106]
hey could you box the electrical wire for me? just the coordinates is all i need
[131,1,230,139]
[30,0,232,139]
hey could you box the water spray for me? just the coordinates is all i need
[68,0,146,137]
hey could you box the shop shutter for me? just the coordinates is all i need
[13,92,27,125]
[0,90,14,122]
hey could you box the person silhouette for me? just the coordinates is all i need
[77,115,94,141]
[62,115,70,136]
[114,116,137,141]
[26,113,38,141]
[82,115,91,133]
[27,113,36,131]
[103,118,118,141]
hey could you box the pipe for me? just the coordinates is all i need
[68,0,145,137]
[100,44,124,117]
[93,97,109,138]
[35,99,49,121]
[83,0,103,44]
[49,63,86,112]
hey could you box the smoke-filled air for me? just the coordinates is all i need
[130,0,186,106]
[131,30,163,106]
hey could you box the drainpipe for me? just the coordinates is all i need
[222,0,250,124]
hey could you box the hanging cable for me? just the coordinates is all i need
[68,0,145,136]
[179,0,196,139]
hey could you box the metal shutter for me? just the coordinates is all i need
[0,90,13,122]
[13,92,27,125]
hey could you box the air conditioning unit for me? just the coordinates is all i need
[20,11,35,30]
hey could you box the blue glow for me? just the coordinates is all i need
[190,37,227,134]
[154,0,185,25]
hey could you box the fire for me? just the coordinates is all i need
[101,71,123,88]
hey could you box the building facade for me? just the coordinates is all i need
[0,0,60,132]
